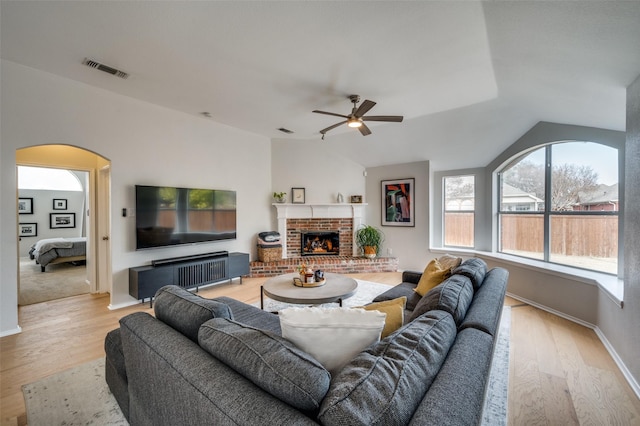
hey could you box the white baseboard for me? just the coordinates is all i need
[108,299,142,310]
[593,326,640,400]
[506,291,640,400]
[0,325,23,337]
[506,291,594,328]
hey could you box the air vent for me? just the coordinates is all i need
[82,58,129,79]
[278,128,294,134]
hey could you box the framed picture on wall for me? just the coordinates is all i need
[18,223,38,237]
[381,178,415,227]
[18,198,33,215]
[53,199,68,210]
[291,187,305,204]
[50,213,76,229]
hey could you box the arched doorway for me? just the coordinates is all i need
[16,145,112,299]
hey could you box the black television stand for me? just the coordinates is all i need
[130,251,249,307]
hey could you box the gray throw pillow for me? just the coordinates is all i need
[408,274,474,325]
[452,257,487,290]
[153,285,233,342]
[317,310,457,426]
[199,318,331,412]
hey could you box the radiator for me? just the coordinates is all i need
[175,257,227,288]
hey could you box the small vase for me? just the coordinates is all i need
[337,193,344,203]
[274,197,286,204]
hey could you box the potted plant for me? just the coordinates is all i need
[273,191,287,203]
[355,224,384,258]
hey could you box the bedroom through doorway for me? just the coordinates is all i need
[16,144,112,309]
[17,166,90,305]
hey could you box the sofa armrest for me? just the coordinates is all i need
[410,328,493,426]
[402,270,423,285]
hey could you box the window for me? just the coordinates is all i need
[498,142,618,274]
[18,166,83,191]
[444,175,475,248]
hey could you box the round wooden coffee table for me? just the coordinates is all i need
[261,272,358,309]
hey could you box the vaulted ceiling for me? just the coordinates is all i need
[2,1,639,170]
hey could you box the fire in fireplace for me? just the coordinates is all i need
[301,231,340,256]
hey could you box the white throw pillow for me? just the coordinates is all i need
[279,307,386,374]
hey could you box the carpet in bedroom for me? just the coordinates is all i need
[19,256,89,305]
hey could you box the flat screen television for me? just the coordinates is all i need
[135,185,237,250]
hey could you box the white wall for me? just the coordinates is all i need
[597,73,640,389]
[1,60,272,334]
[271,139,366,203]
[365,161,431,271]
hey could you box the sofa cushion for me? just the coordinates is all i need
[212,295,282,335]
[198,318,330,412]
[358,296,407,338]
[459,267,509,336]
[317,310,457,426]
[154,285,233,342]
[415,258,451,296]
[372,282,422,311]
[279,307,386,374]
[452,257,487,290]
[409,275,474,326]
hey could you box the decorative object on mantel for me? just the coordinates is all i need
[350,195,363,203]
[291,187,305,204]
[337,193,344,203]
[273,192,287,203]
[382,178,415,227]
[355,224,385,258]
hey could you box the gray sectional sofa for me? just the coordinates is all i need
[105,257,508,425]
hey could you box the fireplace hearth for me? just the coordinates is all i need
[301,231,340,256]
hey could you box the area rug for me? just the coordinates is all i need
[481,305,511,426]
[22,357,127,426]
[19,256,89,305]
[22,290,510,426]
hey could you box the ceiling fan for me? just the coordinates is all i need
[313,95,404,139]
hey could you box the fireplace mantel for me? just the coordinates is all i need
[273,203,367,258]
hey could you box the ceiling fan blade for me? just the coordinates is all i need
[313,110,349,119]
[362,115,404,122]
[354,99,376,117]
[320,120,347,135]
[358,123,372,136]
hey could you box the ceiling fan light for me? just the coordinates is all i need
[348,119,362,128]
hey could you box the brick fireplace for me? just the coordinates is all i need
[288,219,351,258]
[249,203,398,277]
[273,203,365,258]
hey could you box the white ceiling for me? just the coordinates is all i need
[2,1,640,170]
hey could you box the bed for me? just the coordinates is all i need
[29,237,87,272]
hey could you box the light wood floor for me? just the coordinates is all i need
[1,272,639,425]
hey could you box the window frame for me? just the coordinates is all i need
[443,174,476,248]
[497,142,619,275]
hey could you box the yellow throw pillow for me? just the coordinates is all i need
[357,297,407,338]
[438,254,462,271]
[415,259,451,296]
